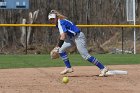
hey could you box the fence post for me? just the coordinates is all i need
[122,27,124,54]
[25,26,28,54]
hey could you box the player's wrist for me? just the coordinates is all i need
[57,39,64,47]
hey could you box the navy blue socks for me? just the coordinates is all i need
[59,52,71,68]
[87,56,104,69]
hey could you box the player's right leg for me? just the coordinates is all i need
[59,38,74,75]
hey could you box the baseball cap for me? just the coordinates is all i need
[48,13,56,19]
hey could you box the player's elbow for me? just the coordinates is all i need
[60,33,66,40]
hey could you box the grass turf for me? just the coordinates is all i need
[0,54,140,69]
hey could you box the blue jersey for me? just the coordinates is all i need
[57,19,80,37]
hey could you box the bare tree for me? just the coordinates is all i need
[20,10,39,47]
[0,0,139,54]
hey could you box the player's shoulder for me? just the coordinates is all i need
[59,19,67,23]
[59,19,73,24]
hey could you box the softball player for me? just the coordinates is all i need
[48,10,108,76]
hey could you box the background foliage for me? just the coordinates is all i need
[0,0,140,54]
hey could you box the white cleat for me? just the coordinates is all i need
[99,67,108,77]
[60,67,74,75]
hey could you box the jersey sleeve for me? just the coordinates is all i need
[58,19,67,34]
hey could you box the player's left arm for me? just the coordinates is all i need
[54,19,67,52]
[57,22,67,48]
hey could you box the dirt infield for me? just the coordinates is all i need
[0,65,139,93]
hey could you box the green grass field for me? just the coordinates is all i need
[0,54,140,69]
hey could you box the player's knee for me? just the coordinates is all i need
[81,54,91,60]
[58,48,65,53]
[59,51,69,61]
